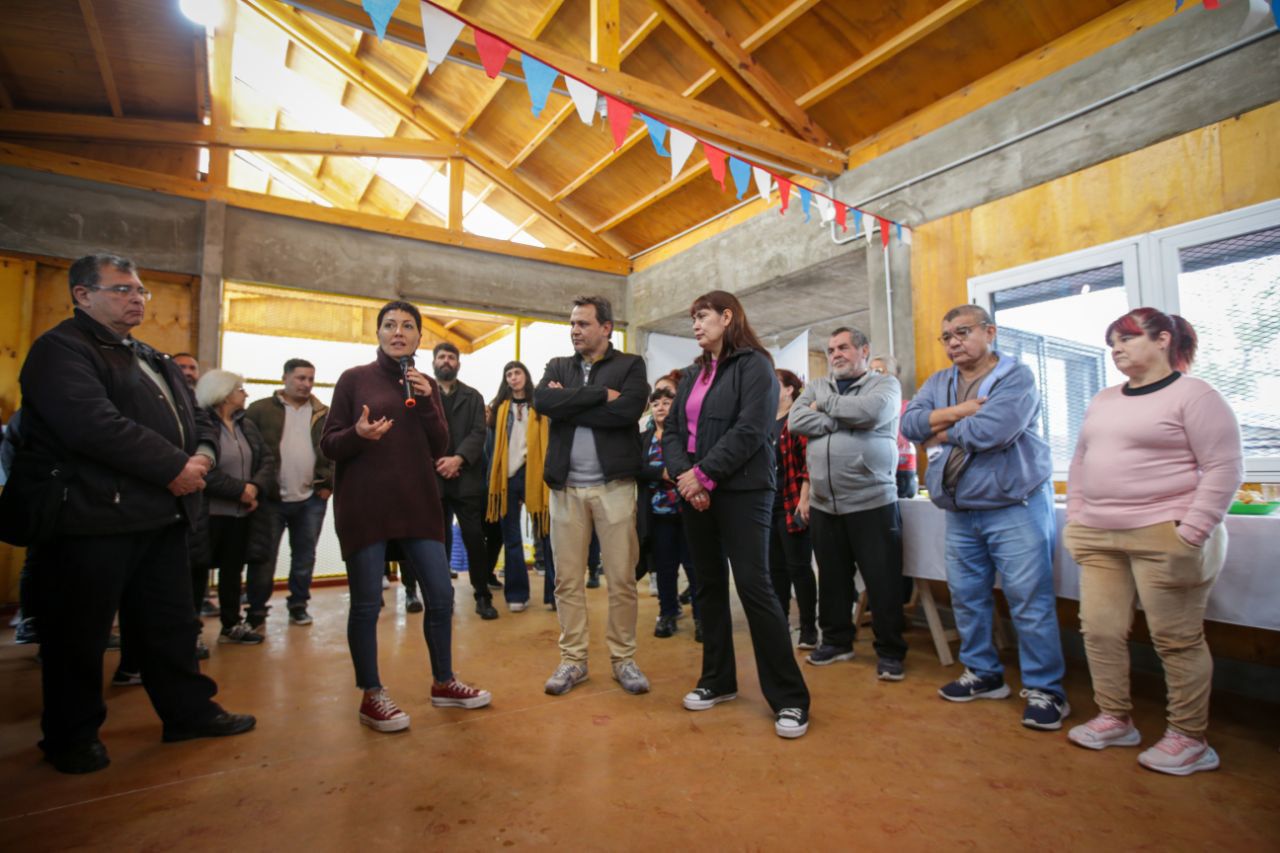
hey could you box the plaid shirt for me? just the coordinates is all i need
[779,420,809,534]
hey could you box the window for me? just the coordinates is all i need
[969,199,1280,477]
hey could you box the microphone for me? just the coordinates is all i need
[398,356,416,408]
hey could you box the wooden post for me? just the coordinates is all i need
[448,158,465,232]
[591,0,620,70]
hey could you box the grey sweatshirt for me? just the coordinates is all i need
[789,371,901,515]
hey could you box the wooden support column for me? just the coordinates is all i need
[207,0,238,187]
[448,157,464,232]
[591,0,621,70]
[198,200,227,368]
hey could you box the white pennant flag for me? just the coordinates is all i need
[566,76,599,125]
[863,214,874,244]
[816,196,834,224]
[420,2,465,74]
[901,227,913,246]
[751,167,772,203]
[669,128,695,181]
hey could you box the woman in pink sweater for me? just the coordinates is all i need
[1064,307,1242,776]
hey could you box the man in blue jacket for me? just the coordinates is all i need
[902,305,1068,730]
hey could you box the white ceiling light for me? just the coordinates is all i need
[179,0,224,31]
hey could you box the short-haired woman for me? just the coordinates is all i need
[194,369,276,646]
[1064,308,1242,775]
[772,368,817,650]
[486,360,555,612]
[321,301,490,732]
[663,291,811,738]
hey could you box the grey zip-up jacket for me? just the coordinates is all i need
[789,370,901,515]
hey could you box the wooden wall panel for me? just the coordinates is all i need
[1219,103,1280,212]
[910,209,971,383]
[21,139,200,180]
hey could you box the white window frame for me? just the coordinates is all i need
[967,198,1280,479]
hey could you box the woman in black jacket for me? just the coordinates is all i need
[195,370,277,646]
[662,291,811,738]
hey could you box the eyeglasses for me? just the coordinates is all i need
[87,284,152,302]
[938,324,987,345]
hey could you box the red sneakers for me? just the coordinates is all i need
[359,689,410,732]
[430,678,492,709]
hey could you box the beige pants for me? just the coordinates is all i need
[1064,520,1227,737]
[550,479,639,666]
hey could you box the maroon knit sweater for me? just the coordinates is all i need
[321,348,450,559]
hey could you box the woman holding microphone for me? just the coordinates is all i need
[322,301,491,732]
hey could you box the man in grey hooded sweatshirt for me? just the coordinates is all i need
[789,326,908,681]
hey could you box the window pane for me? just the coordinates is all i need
[990,263,1129,469]
[1176,225,1280,461]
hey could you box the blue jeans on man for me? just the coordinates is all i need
[944,481,1065,697]
[246,494,327,621]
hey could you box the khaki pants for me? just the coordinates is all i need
[550,480,639,666]
[1064,520,1227,737]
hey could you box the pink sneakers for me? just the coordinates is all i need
[430,678,492,709]
[1138,729,1220,776]
[1067,713,1142,750]
[359,689,410,732]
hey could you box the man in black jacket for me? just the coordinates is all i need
[430,342,498,620]
[14,253,254,774]
[534,295,651,697]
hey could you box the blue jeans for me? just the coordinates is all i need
[500,468,556,605]
[346,539,453,689]
[944,482,1065,697]
[246,495,328,616]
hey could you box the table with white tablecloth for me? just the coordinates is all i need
[898,497,1279,664]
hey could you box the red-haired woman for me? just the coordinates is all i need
[1064,307,1242,775]
[663,291,811,738]
[771,368,817,649]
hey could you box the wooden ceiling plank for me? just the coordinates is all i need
[658,0,835,148]
[246,0,624,259]
[505,11,661,170]
[448,157,464,231]
[208,0,238,187]
[280,0,843,175]
[797,0,986,109]
[78,0,124,118]
[0,78,12,111]
[0,110,468,158]
[456,0,567,135]
[0,140,628,274]
[592,0,621,70]
[740,0,821,52]
[594,159,708,232]
[406,54,431,96]
[193,35,209,120]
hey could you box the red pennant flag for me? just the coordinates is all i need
[703,143,727,191]
[605,97,634,151]
[877,216,890,248]
[834,202,847,232]
[776,177,791,214]
[474,30,513,79]
[1203,0,1220,7]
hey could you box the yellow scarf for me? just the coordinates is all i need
[486,398,550,535]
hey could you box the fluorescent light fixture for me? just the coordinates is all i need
[179,0,224,31]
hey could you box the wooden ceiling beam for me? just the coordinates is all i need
[256,150,361,207]
[193,34,209,121]
[0,110,468,158]
[457,0,567,135]
[505,11,660,170]
[282,0,843,175]
[447,157,464,231]
[0,78,13,110]
[246,0,624,259]
[592,0,621,70]
[208,0,238,187]
[0,140,629,274]
[797,0,985,108]
[655,0,834,148]
[78,0,124,118]
[740,0,820,51]
[417,314,474,353]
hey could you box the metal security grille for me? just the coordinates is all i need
[1176,226,1280,460]
[990,263,1125,313]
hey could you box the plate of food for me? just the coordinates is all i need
[1229,489,1279,515]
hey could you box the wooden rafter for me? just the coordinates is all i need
[447,157,464,231]
[208,0,238,186]
[592,0,621,70]
[280,0,843,176]
[246,0,625,259]
[655,0,834,148]
[0,78,13,110]
[78,0,123,118]
[255,150,361,207]
[457,0,567,135]
[0,110,469,159]
[797,0,986,108]
[505,11,660,170]
[0,140,630,274]
[740,0,821,51]
[193,35,209,121]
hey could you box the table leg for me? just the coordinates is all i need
[918,580,955,666]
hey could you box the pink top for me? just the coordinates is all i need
[1066,375,1243,546]
[684,359,718,491]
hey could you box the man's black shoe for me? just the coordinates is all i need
[42,740,110,774]
[654,615,677,638]
[162,712,257,743]
[678,587,692,605]
[476,599,499,620]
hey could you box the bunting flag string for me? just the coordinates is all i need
[361,0,399,41]
[405,0,919,247]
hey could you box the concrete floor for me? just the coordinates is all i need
[1,578,1277,851]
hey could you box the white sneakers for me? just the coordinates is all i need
[1068,713,1220,776]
